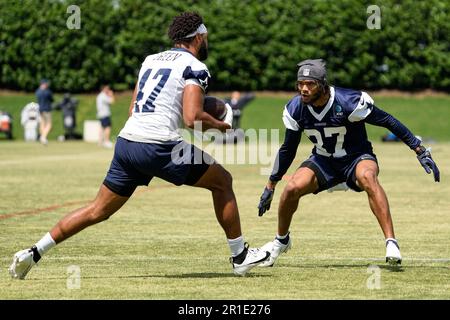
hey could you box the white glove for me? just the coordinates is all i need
[223,103,233,129]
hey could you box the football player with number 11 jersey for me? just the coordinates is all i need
[9,12,269,280]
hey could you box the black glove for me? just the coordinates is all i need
[258,187,274,216]
[417,146,440,182]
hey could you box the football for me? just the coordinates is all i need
[203,96,227,121]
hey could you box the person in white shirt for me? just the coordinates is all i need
[9,12,269,280]
[96,85,115,148]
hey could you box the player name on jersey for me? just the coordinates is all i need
[153,52,183,62]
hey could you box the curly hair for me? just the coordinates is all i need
[168,12,203,43]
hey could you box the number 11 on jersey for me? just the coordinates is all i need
[134,68,172,113]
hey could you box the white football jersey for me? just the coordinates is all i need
[119,48,210,143]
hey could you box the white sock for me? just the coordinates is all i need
[385,237,397,244]
[276,232,289,240]
[35,232,56,256]
[227,236,245,257]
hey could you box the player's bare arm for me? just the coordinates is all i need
[8,11,270,281]
[182,84,230,132]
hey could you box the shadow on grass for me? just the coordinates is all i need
[34,263,450,281]
[378,265,404,272]
[283,260,449,272]
[302,264,445,272]
[286,264,413,273]
[164,272,272,278]
[39,272,271,281]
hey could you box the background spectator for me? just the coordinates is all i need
[35,79,53,145]
[96,85,115,148]
[225,91,255,129]
[220,91,255,144]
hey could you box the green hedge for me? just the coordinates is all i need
[1,0,449,92]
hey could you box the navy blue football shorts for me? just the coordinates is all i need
[103,137,213,197]
[300,153,378,194]
[99,117,111,128]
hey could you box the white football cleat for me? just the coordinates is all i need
[9,246,40,280]
[385,239,402,266]
[259,235,292,267]
[231,243,270,276]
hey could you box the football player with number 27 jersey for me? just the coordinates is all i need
[258,59,440,268]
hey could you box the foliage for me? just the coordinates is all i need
[0,0,449,92]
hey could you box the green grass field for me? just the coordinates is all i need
[0,140,449,299]
[1,91,449,143]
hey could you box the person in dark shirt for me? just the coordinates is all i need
[257,59,440,268]
[35,79,54,145]
[220,91,255,143]
[224,91,255,129]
